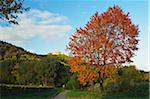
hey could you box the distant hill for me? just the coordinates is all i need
[0,40,46,60]
[0,41,70,86]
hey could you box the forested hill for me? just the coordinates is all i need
[0,40,46,60]
[0,40,70,86]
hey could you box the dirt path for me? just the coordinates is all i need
[53,90,68,99]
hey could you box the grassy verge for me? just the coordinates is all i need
[0,83,53,88]
[102,82,149,99]
[102,92,149,99]
[0,84,62,99]
[66,90,149,99]
[66,90,102,99]
[66,81,149,99]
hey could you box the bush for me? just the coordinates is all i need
[105,82,119,93]
[104,66,148,93]
[105,80,137,93]
[66,73,80,90]
[129,82,149,97]
[88,83,101,93]
[103,81,149,98]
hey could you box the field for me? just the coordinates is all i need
[66,82,149,99]
[66,90,102,99]
[0,82,149,99]
[0,84,61,99]
[66,90,149,99]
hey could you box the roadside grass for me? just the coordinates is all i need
[102,92,149,99]
[102,82,149,99]
[0,84,62,99]
[66,82,149,99]
[1,89,60,99]
[66,90,149,99]
[66,90,102,99]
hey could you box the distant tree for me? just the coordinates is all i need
[0,0,29,24]
[66,73,80,90]
[0,59,17,83]
[41,56,59,86]
[120,66,143,82]
[68,6,139,91]
[42,55,70,87]
[105,66,146,92]
[0,49,5,60]
[54,62,70,87]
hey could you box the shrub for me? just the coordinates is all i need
[129,82,149,97]
[88,83,101,93]
[106,80,137,93]
[105,82,119,93]
[66,73,80,90]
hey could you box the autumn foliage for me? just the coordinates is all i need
[68,6,139,85]
[69,57,117,85]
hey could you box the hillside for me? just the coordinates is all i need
[0,40,70,86]
[0,40,46,60]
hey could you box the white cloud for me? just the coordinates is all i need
[0,9,72,46]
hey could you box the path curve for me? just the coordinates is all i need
[53,90,68,99]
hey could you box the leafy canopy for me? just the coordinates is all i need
[0,0,29,24]
[68,6,139,85]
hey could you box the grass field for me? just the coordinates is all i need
[0,84,61,99]
[66,81,149,99]
[66,90,149,99]
[66,90,102,99]
[103,82,149,99]
[102,92,149,99]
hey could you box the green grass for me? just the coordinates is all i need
[0,83,53,88]
[0,84,62,99]
[66,90,102,99]
[1,89,59,99]
[102,92,149,99]
[66,90,149,99]
[102,82,149,99]
[1,81,149,99]
[66,81,149,99]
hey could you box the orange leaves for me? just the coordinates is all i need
[101,37,107,43]
[69,57,84,66]
[106,43,111,49]
[77,65,98,85]
[70,65,78,73]
[68,57,84,72]
[96,65,117,78]
[69,57,98,85]
[76,28,89,35]
[69,56,117,85]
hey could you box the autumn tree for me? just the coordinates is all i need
[67,6,139,91]
[0,0,29,24]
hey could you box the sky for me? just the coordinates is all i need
[0,0,149,71]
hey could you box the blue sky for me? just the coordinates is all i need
[0,0,149,71]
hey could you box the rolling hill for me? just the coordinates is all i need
[0,40,46,60]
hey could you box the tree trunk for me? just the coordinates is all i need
[99,78,104,92]
[98,71,104,92]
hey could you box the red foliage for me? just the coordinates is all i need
[69,57,117,85]
[68,6,139,85]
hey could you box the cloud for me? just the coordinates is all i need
[0,9,72,46]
